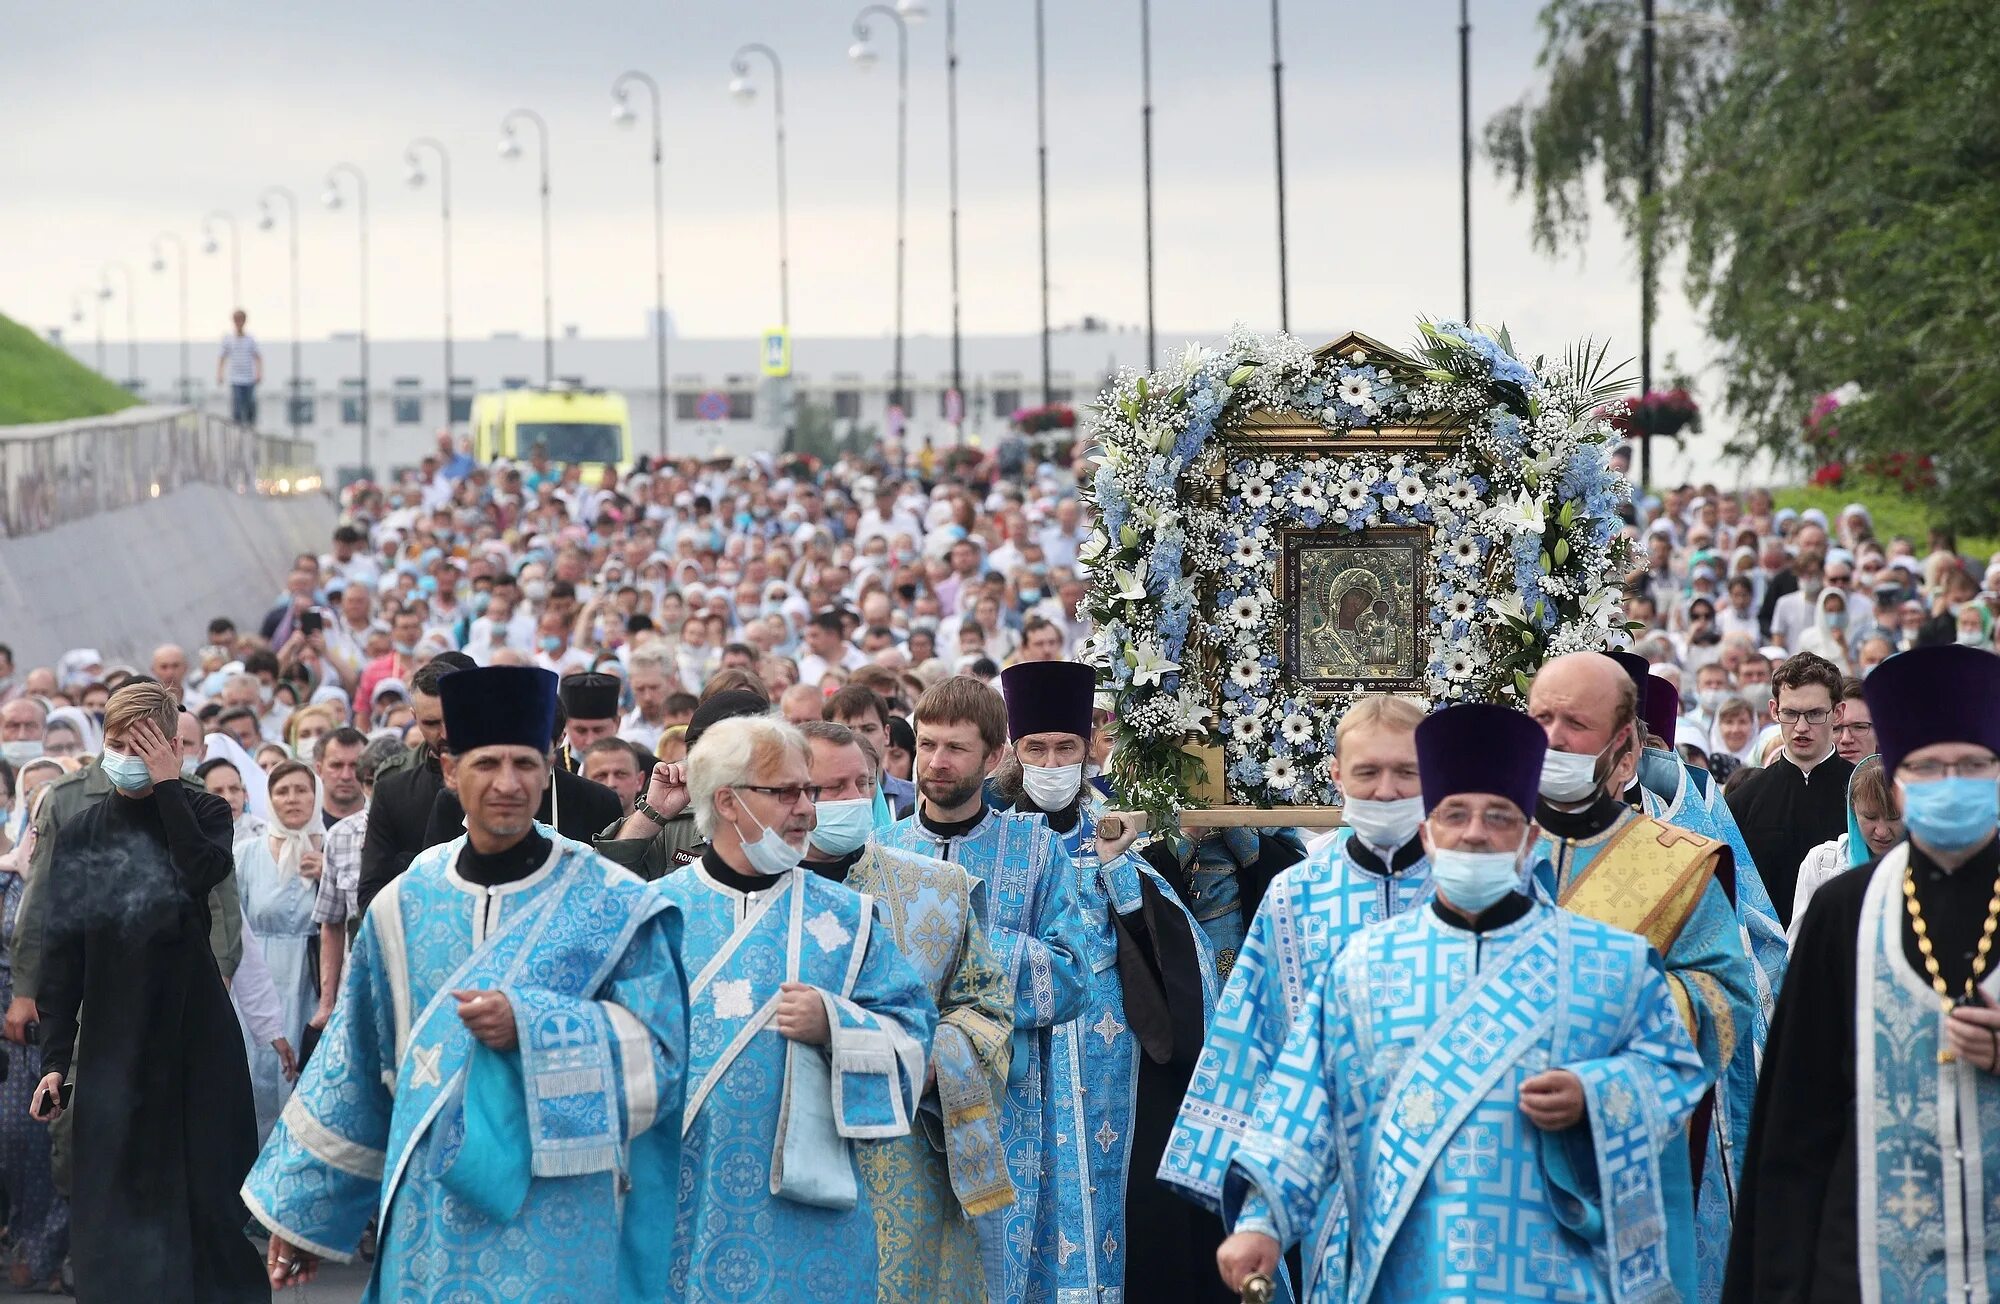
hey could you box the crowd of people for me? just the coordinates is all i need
[0,431,1994,1302]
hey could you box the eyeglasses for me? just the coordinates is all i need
[1774,708,1833,725]
[1832,721,1875,736]
[736,783,823,806]
[1899,757,2000,782]
[1430,807,1527,835]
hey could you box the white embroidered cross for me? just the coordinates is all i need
[411,1044,443,1089]
[713,978,755,1020]
[806,910,852,953]
[1092,1009,1125,1047]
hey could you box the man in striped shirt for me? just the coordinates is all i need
[216,309,262,428]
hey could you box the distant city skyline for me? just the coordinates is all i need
[5,0,1739,472]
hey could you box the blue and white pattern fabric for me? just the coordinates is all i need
[882,807,1090,1304]
[1224,901,1711,1303]
[656,858,934,1302]
[1854,844,2000,1304]
[1033,798,1217,1302]
[241,826,687,1303]
[1163,828,1430,1222]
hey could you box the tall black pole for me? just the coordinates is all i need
[1270,0,1290,333]
[1035,0,1052,405]
[731,46,791,335]
[407,139,455,436]
[325,165,370,479]
[946,0,963,407]
[258,187,302,444]
[1640,0,1657,491]
[1141,0,1157,372]
[613,76,669,459]
[502,109,554,386]
[153,234,190,403]
[852,8,909,414]
[102,263,136,385]
[1459,0,1473,323]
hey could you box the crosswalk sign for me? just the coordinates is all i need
[760,328,791,378]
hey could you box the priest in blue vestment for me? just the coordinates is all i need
[880,674,1090,1304]
[995,659,1219,1303]
[1727,646,2000,1304]
[1162,696,1431,1245]
[246,664,690,1301]
[1216,703,1712,1303]
[659,712,936,1301]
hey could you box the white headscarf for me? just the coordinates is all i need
[44,705,102,755]
[264,766,323,882]
[204,732,272,822]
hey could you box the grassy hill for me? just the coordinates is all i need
[0,310,141,425]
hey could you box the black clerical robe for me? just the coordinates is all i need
[1726,750,1854,926]
[39,780,266,1303]
[1723,836,2000,1304]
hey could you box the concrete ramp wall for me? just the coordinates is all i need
[0,485,337,670]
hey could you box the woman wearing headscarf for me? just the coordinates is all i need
[1954,599,1994,649]
[1797,586,1855,672]
[1706,695,1761,781]
[0,783,68,1292]
[42,706,101,759]
[1786,755,1903,946]
[231,759,321,1143]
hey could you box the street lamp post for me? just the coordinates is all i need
[100,262,137,387]
[500,109,555,386]
[1140,0,1157,372]
[895,0,957,408]
[729,46,792,337]
[323,164,371,479]
[1460,0,1474,323]
[150,233,190,404]
[1639,0,1658,490]
[850,6,909,413]
[202,210,241,311]
[1035,0,1052,405]
[74,290,104,373]
[257,187,303,444]
[405,138,456,434]
[1269,0,1290,332]
[612,73,670,460]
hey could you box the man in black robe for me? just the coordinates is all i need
[554,670,622,774]
[1725,650,1854,925]
[420,693,623,847]
[1726,645,2000,1303]
[33,682,266,1302]
[356,651,471,915]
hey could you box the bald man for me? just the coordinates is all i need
[778,682,824,728]
[1526,651,1755,1299]
[150,645,189,701]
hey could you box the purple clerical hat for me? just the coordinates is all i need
[1864,645,2000,775]
[1643,679,1680,749]
[1415,703,1548,819]
[1603,649,1652,713]
[1000,661,1095,741]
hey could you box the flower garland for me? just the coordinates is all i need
[1080,321,1633,825]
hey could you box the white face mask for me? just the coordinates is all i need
[729,791,805,877]
[1020,761,1083,812]
[1342,794,1425,852]
[1538,736,1618,805]
[1428,831,1529,914]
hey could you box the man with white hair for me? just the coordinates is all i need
[656,713,934,1300]
[619,645,676,752]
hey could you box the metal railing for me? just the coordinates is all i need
[0,405,322,539]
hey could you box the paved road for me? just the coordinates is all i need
[0,1256,371,1300]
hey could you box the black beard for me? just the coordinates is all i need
[919,775,984,813]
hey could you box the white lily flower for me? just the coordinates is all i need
[1112,561,1150,603]
[1130,642,1180,688]
[1487,590,1529,624]
[1495,491,1546,535]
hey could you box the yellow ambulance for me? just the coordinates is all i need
[471,386,631,483]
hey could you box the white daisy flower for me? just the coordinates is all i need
[1231,535,1265,568]
[1396,474,1427,504]
[1446,478,1480,511]
[1241,478,1273,509]
[1230,714,1264,743]
[1449,537,1481,567]
[1338,481,1372,511]
[1229,595,1264,628]
[1280,713,1313,744]
[1265,756,1299,791]
[1290,481,1325,510]
[1444,646,1483,682]
[1230,657,1263,689]
[1338,374,1373,407]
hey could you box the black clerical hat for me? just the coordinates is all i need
[1415,703,1547,819]
[1864,645,2000,775]
[558,671,621,722]
[1000,661,1094,741]
[439,666,558,755]
[684,690,771,750]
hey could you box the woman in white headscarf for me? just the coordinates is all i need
[203,731,271,826]
[42,706,101,758]
[231,757,322,1143]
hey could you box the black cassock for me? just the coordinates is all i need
[1725,751,1854,926]
[1723,837,2000,1304]
[40,780,265,1303]
[421,767,624,848]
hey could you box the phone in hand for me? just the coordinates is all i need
[299,609,323,636]
[29,1076,67,1121]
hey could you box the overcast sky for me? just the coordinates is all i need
[4,0,1743,474]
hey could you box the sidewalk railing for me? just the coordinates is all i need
[0,405,321,538]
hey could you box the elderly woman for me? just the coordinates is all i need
[232,759,322,1141]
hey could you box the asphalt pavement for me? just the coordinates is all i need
[0,1256,372,1301]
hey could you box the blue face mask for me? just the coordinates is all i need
[1020,589,1043,605]
[99,747,153,793]
[809,797,874,857]
[539,635,563,654]
[1899,776,2000,853]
